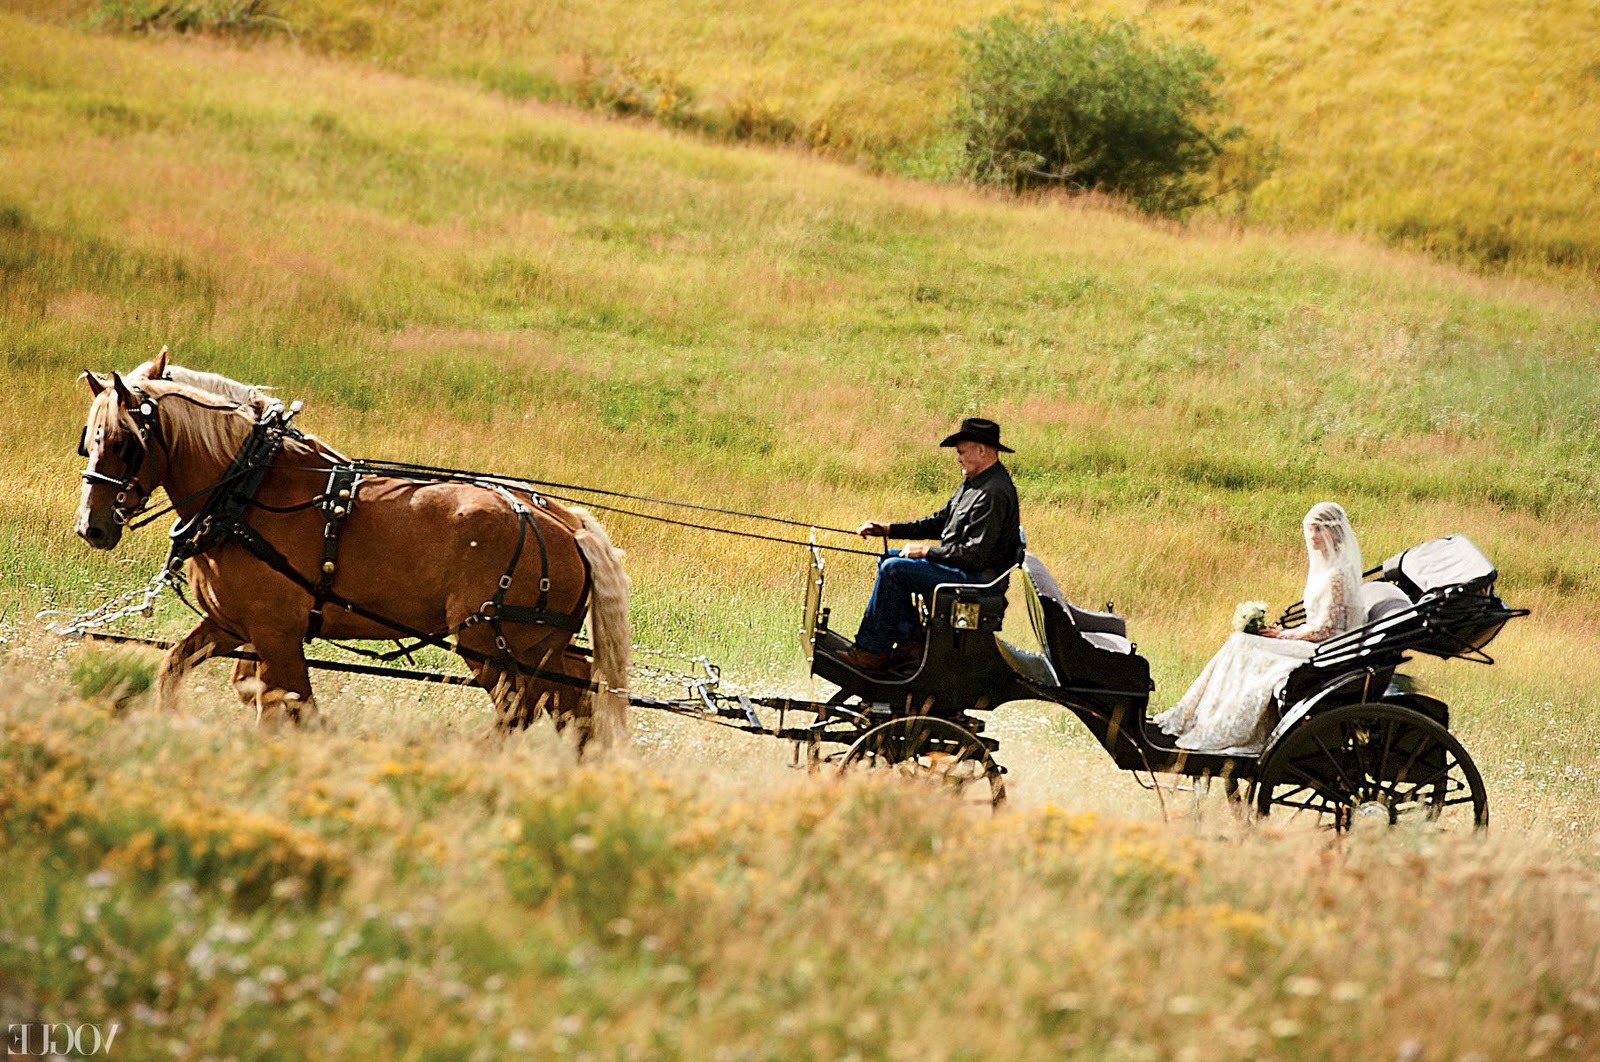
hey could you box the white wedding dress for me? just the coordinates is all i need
[1152,504,1365,755]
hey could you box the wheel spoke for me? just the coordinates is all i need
[1282,756,1355,803]
[841,717,1003,809]
[1309,731,1361,800]
[1346,717,1381,796]
[1407,755,1460,793]
[1257,703,1487,832]
[1392,727,1430,787]
[1367,718,1403,806]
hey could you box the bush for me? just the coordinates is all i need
[580,57,698,129]
[952,13,1246,215]
[95,0,290,37]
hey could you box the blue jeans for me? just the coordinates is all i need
[854,551,973,653]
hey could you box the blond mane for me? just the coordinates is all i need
[133,365,346,470]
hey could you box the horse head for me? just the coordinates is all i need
[76,347,169,549]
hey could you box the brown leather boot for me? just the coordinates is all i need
[891,641,925,667]
[837,647,893,672]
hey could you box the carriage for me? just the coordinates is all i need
[58,356,1527,830]
[783,532,1527,826]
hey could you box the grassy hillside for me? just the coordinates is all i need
[11,0,1597,275]
[2,13,1600,1057]
[4,679,1600,1060]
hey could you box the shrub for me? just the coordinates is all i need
[952,13,1247,215]
[95,0,290,37]
[581,57,697,129]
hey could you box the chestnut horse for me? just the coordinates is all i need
[74,350,630,745]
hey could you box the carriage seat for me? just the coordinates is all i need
[924,537,1028,635]
[1065,602,1133,654]
[1382,535,1498,599]
[1361,581,1413,624]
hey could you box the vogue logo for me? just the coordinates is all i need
[6,1023,121,1056]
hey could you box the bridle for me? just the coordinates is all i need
[79,390,164,526]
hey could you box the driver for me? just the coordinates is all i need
[839,417,1022,672]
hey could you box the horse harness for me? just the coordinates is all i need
[79,390,165,528]
[121,395,590,675]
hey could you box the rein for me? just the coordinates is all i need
[325,458,888,558]
[365,462,864,536]
[536,491,889,558]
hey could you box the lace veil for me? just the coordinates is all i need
[1301,501,1363,633]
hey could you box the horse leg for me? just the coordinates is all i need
[542,649,594,754]
[247,633,317,730]
[230,659,262,706]
[157,617,243,713]
[468,659,531,732]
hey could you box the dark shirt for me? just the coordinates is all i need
[888,462,1021,576]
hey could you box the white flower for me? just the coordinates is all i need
[1233,601,1269,633]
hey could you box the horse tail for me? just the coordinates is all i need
[569,506,631,749]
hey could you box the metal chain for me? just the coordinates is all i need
[37,567,174,639]
[623,644,811,703]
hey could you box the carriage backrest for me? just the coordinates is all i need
[1019,555,1150,694]
[1360,581,1413,624]
[1382,535,1497,599]
[1304,536,1523,674]
[1024,556,1127,638]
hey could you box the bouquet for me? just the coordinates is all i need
[1232,600,1269,634]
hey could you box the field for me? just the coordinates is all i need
[3,9,1600,1060]
[13,0,1600,275]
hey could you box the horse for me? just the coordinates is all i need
[74,348,631,747]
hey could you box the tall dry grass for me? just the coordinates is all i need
[17,0,1585,274]
[2,662,1599,1059]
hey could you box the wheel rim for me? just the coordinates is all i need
[1255,703,1487,831]
[840,716,1006,810]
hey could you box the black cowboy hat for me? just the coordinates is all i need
[939,417,1014,453]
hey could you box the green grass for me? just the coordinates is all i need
[2,14,1600,1057]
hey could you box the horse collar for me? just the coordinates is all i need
[167,409,296,564]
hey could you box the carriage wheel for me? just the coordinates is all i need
[1255,702,1487,831]
[840,716,1006,810]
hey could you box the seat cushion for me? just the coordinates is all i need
[1082,631,1134,655]
[1361,582,1413,624]
[1066,602,1127,638]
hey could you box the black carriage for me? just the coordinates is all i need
[778,533,1525,826]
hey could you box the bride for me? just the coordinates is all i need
[1152,502,1365,754]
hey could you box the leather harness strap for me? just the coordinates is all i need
[305,465,362,642]
[168,400,298,561]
